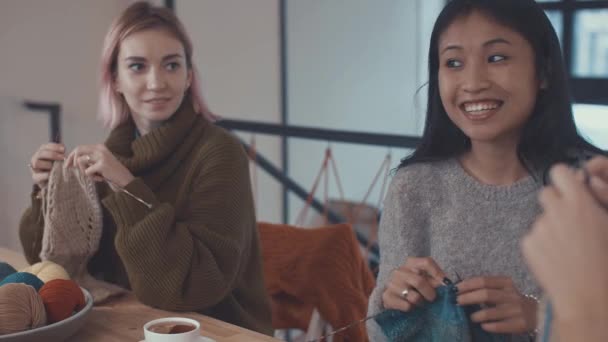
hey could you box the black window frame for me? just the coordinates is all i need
[539,0,608,105]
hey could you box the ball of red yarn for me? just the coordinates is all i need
[38,279,85,323]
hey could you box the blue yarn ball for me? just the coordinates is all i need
[0,272,45,291]
[0,262,17,282]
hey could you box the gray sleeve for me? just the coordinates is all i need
[366,169,429,341]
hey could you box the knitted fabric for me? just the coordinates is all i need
[375,284,507,342]
[258,222,375,342]
[39,162,125,303]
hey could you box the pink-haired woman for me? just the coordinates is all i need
[19,2,272,334]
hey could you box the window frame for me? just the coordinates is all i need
[539,0,608,104]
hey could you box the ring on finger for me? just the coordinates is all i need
[401,288,409,299]
[82,154,93,164]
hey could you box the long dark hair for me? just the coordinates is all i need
[399,0,604,177]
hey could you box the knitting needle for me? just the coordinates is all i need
[47,131,152,209]
[454,270,463,283]
[32,133,63,199]
[103,177,153,209]
[306,312,383,342]
[71,161,153,209]
[70,150,153,209]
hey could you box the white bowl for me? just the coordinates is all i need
[0,287,93,342]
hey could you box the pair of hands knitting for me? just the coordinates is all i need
[29,143,134,189]
[382,257,537,334]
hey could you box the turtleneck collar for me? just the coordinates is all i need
[105,100,205,176]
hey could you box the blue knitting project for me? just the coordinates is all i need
[375,284,507,342]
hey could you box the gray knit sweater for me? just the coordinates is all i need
[367,158,542,342]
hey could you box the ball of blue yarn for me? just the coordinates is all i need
[0,262,17,282]
[0,272,45,291]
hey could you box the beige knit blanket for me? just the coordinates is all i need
[39,161,126,304]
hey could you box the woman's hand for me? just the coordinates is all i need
[456,276,537,334]
[522,164,608,323]
[29,143,65,188]
[65,144,134,188]
[382,257,447,312]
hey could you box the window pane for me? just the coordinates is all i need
[573,9,608,78]
[544,10,564,45]
[574,104,608,149]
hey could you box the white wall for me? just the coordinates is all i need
[177,0,283,224]
[285,0,442,224]
[0,0,128,251]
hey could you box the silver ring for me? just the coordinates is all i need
[84,155,92,163]
[401,288,409,299]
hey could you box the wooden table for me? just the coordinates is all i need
[0,247,280,342]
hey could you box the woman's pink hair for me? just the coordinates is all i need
[98,1,218,129]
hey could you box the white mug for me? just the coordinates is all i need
[142,317,214,342]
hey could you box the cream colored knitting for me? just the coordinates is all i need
[39,161,126,304]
